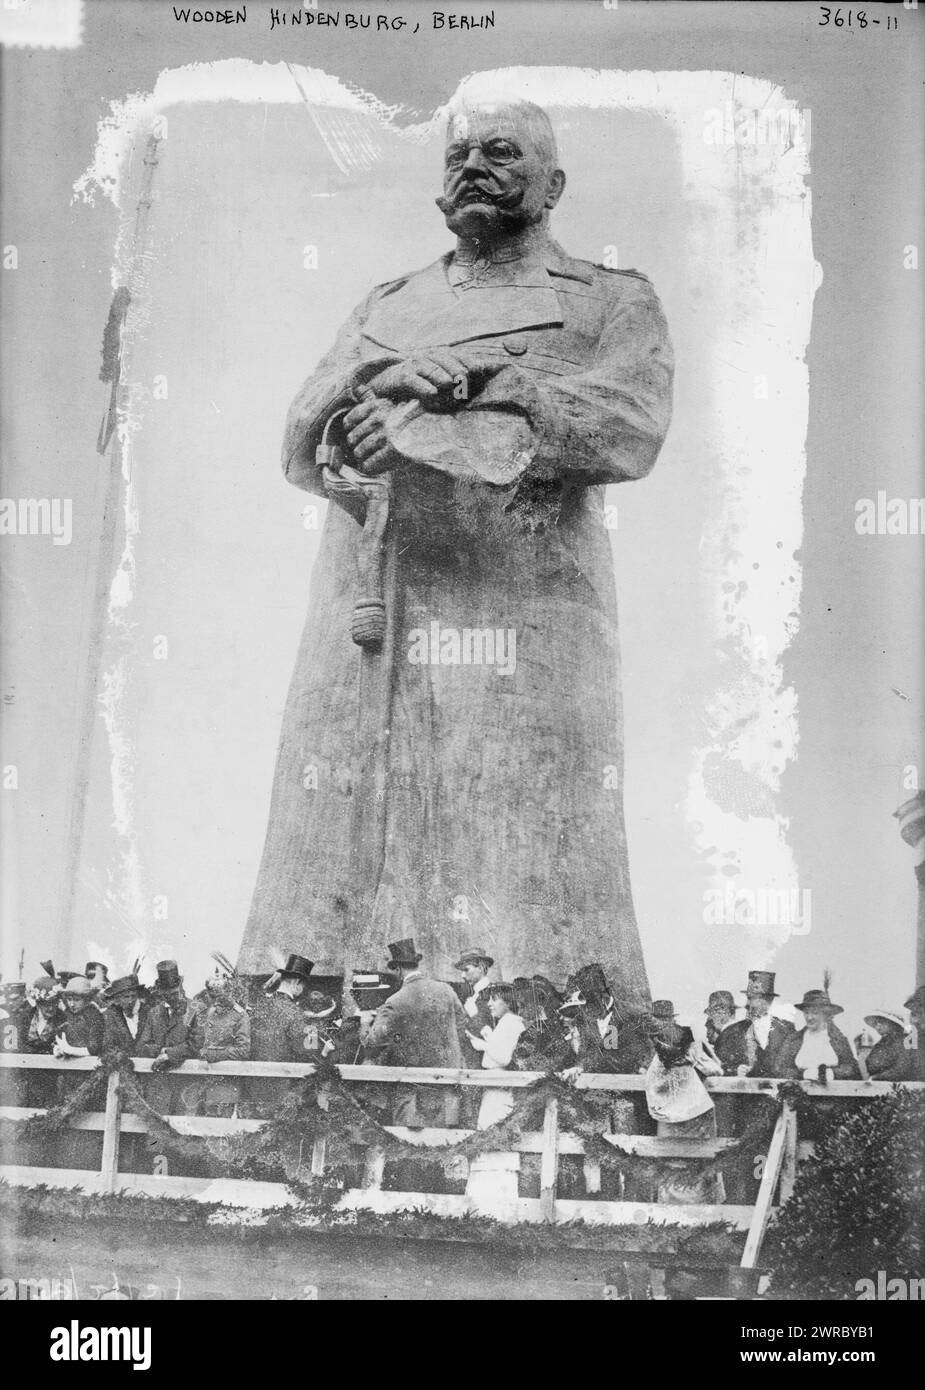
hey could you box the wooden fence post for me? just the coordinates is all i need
[740,1104,789,1269]
[539,1096,559,1221]
[100,1068,122,1194]
[778,1101,798,1204]
[311,1086,329,1177]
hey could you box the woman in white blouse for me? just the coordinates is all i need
[467,982,526,1130]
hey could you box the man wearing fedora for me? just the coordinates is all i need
[714,971,796,1079]
[453,947,495,1066]
[361,938,469,1127]
[704,990,737,1049]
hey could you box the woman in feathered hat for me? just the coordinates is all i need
[782,979,861,1084]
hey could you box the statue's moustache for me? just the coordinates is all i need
[436,186,524,215]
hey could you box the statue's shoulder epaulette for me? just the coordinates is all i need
[372,272,411,295]
[594,264,652,282]
[372,257,446,298]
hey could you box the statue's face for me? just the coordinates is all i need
[440,104,562,240]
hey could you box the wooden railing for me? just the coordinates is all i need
[2,1054,921,1268]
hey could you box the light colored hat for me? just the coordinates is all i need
[864,1010,909,1033]
[453,948,494,970]
[557,988,587,1015]
[64,976,93,997]
[303,990,337,1020]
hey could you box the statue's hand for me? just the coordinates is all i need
[369,347,502,403]
[343,395,407,476]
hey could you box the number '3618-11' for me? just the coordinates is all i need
[819,7,900,27]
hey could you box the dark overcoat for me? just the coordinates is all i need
[240,233,673,997]
[362,974,468,1069]
[714,1016,798,1079]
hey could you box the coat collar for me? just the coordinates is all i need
[361,237,592,352]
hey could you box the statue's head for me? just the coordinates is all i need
[437,98,566,242]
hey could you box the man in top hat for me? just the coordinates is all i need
[250,955,316,1063]
[102,974,150,1056]
[453,948,496,1065]
[137,961,192,1071]
[53,977,103,1058]
[243,954,316,1118]
[713,971,798,1201]
[361,937,469,1127]
[704,990,737,1049]
[905,985,925,1081]
[714,971,796,1079]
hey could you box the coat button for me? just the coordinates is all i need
[502,337,528,356]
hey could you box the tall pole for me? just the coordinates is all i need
[57,131,164,960]
[894,790,925,989]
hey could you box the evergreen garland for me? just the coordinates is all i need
[4,1052,788,1199]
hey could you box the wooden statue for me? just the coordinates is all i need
[239,100,674,1001]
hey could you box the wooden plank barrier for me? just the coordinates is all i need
[2,1055,921,1267]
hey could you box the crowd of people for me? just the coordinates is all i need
[1,943,923,1145]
